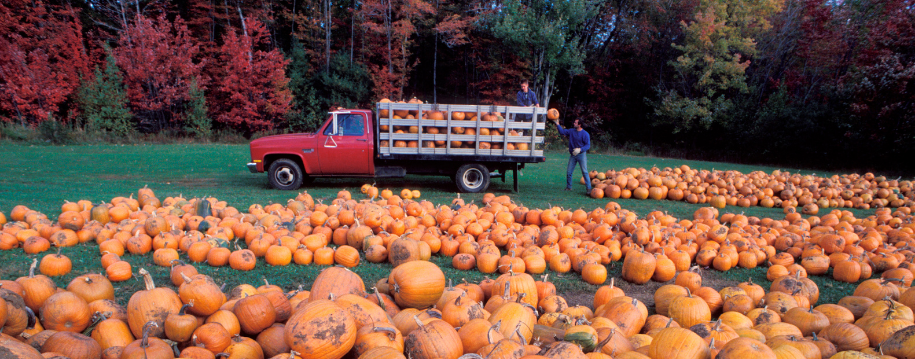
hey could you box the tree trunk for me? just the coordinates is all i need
[350,0,355,64]
[386,0,392,75]
[541,68,552,112]
[433,0,439,104]
[237,3,252,63]
[325,0,332,72]
[119,0,130,42]
[433,34,438,103]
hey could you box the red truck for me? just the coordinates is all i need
[247,102,547,192]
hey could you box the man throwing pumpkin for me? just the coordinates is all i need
[516,79,539,122]
[553,118,592,194]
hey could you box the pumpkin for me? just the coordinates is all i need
[193,322,232,353]
[816,323,869,352]
[715,337,776,359]
[404,317,462,359]
[90,316,135,350]
[284,299,356,359]
[647,327,709,359]
[336,293,395,331]
[880,324,915,359]
[106,260,133,282]
[16,258,58,311]
[126,268,182,338]
[310,266,367,301]
[389,261,446,309]
[121,322,175,359]
[621,247,655,284]
[547,108,560,120]
[66,273,114,303]
[39,291,91,332]
[164,303,198,343]
[41,331,102,359]
[668,288,711,328]
[489,301,537,344]
[232,293,276,336]
[0,333,43,358]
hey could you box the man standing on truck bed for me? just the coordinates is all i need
[553,118,592,194]
[517,79,539,122]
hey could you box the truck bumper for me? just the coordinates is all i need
[246,163,259,173]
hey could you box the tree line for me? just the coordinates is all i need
[1,0,912,171]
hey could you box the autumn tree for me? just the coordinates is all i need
[211,18,292,134]
[78,52,133,136]
[489,0,596,107]
[115,14,203,132]
[359,0,435,100]
[0,1,90,124]
[653,0,782,133]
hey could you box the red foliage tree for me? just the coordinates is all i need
[0,1,90,124]
[114,14,203,131]
[359,0,435,100]
[211,18,292,133]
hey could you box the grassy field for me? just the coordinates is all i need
[0,143,879,308]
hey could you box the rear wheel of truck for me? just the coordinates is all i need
[268,158,304,190]
[455,164,490,193]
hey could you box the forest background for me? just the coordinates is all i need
[0,0,912,174]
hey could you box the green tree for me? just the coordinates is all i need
[653,0,782,133]
[285,39,324,132]
[78,53,134,137]
[184,78,211,138]
[489,0,596,107]
[316,53,372,110]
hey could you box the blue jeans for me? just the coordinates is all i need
[567,152,591,191]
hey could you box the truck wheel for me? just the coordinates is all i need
[455,164,490,193]
[268,159,304,190]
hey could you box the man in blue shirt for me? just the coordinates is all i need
[516,80,539,122]
[553,117,592,193]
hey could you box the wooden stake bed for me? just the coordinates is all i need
[375,102,546,160]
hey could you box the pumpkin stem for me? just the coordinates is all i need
[179,302,194,316]
[28,258,37,277]
[82,311,109,336]
[595,329,614,353]
[139,268,156,290]
[373,326,398,340]
[412,315,424,329]
[485,325,498,344]
[141,321,159,348]
[181,272,192,284]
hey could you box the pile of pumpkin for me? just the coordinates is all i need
[0,185,913,287]
[585,166,915,212]
[377,98,555,150]
[1,186,915,358]
[3,246,915,359]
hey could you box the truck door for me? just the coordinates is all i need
[316,112,372,175]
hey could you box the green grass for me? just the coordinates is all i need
[0,144,881,308]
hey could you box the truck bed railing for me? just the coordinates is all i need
[375,102,546,158]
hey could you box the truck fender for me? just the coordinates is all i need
[263,153,313,175]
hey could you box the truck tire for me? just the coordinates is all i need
[455,164,490,193]
[268,158,304,190]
